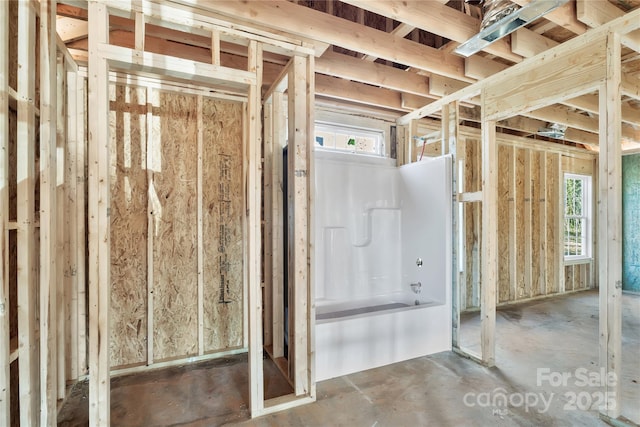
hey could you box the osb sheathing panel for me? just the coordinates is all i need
[202,98,244,352]
[497,145,511,303]
[109,84,148,368]
[152,91,198,361]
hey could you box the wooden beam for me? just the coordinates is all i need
[361,22,415,62]
[511,0,587,35]
[598,31,622,420]
[17,0,38,424]
[40,1,59,423]
[399,8,640,124]
[464,55,508,80]
[87,2,110,426]
[96,43,255,92]
[480,113,497,367]
[56,16,89,42]
[316,51,431,97]
[483,34,607,121]
[577,0,624,28]
[315,74,405,111]
[187,0,471,82]
[247,40,264,416]
[512,28,559,57]
[0,0,9,423]
[341,0,523,63]
[577,0,640,51]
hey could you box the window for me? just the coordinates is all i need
[563,174,592,260]
[314,122,384,156]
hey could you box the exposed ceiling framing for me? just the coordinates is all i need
[57,0,640,150]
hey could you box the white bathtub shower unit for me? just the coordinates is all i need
[314,152,452,381]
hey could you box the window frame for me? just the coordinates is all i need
[314,121,385,157]
[563,173,592,262]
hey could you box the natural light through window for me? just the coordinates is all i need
[563,173,592,260]
[314,122,384,156]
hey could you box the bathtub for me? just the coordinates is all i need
[315,291,452,381]
[313,153,452,382]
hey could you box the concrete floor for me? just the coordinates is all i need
[58,290,639,426]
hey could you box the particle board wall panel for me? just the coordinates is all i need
[497,145,511,303]
[546,152,560,294]
[152,91,198,361]
[202,97,244,353]
[109,84,149,368]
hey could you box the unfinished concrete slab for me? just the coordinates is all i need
[57,290,639,426]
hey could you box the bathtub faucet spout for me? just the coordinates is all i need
[410,282,422,294]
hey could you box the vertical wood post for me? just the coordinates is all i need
[288,56,310,397]
[247,40,264,416]
[17,1,38,423]
[76,75,87,377]
[271,91,285,359]
[88,2,111,425]
[263,99,273,349]
[39,0,60,421]
[480,106,497,367]
[0,0,10,423]
[66,69,79,381]
[598,31,622,420]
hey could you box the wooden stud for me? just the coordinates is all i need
[0,0,10,423]
[197,95,204,356]
[247,40,264,416]
[211,30,221,66]
[271,90,286,359]
[56,51,66,402]
[306,53,316,399]
[288,55,310,397]
[76,74,87,377]
[598,31,622,420]
[17,0,38,423]
[66,69,79,381]
[539,153,547,295]
[146,86,156,366]
[480,112,497,367]
[263,100,273,350]
[87,2,111,425]
[134,11,145,51]
[523,150,532,299]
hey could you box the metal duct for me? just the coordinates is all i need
[455,0,569,57]
[538,122,567,139]
[481,0,521,31]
